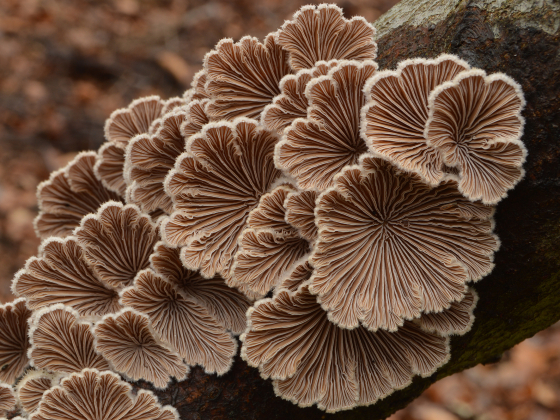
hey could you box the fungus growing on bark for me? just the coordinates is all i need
[15,370,61,415]
[75,202,159,290]
[13,237,121,317]
[361,55,470,185]
[310,156,498,332]
[0,299,31,384]
[121,269,237,375]
[277,4,377,71]
[261,61,337,132]
[204,34,292,121]
[150,242,251,334]
[34,152,122,239]
[28,305,109,374]
[241,285,449,413]
[0,384,15,416]
[284,190,319,242]
[162,118,282,279]
[30,369,178,420]
[275,60,377,190]
[93,309,188,389]
[417,289,477,336]
[426,70,526,204]
[96,96,168,195]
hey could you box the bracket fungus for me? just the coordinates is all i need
[275,60,377,191]
[0,384,16,417]
[284,190,319,243]
[241,285,449,413]
[361,55,470,186]
[417,289,478,336]
[309,156,498,332]
[426,70,526,204]
[93,309,189,389]
[15,370,61,415]
[120,269,237,375]
[75,202,159,290]
[29,369,178,420]
[162,118,282,279]
[13,237,121,317]
[34,151,122,239]
[204,34,292,121]
[277,4,377,71]
[28,305,109,374]
[0,299,31,384]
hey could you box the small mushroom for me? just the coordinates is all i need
[93,309,189,389]
[310,155,498,332]
[262,61,338,132]
[13,237,121,317]
[275,60,377,190]
[184,69,209,102]
[426,69,526,204]
[277,259,313,293]
[150,242,251,334]
[246,185,296,233]
[241,285,449,413]
[95,142,128,196]
[284,190,319,242]
[162,118,282,279]
[417,289,478,336]
[30,369,178,420]
[0,383,16,416]
[204,34,292,121]
[28,305,109,374]
[16,370,61,415]
[121,269,237,375]
[0,299,31,384]
[34,151,122,239]
[75,202,159,290]
[277,4,377,71]
[361,55,470,185]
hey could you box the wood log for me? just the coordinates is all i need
[128,1,560,419]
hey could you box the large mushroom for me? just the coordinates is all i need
[309,155,498,332]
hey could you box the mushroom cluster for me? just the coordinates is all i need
[1,3,526,416]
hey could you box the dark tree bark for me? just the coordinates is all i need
[129,1,560,419]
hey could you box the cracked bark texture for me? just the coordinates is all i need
[10,1,557,419]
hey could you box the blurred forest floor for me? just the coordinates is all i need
[0,1,558,419]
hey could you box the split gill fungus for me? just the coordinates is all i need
[3,3,528,417]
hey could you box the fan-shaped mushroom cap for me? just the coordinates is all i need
[28,305,109,373]
[241,286,449,413]
[275,60,377,191]
[0,299,31,384]
[184,69,209,102]
[232,229,310,296]
[204,34,292,121]
[361,55,470,186]
[95,142,128,196]
[417,289,478,336]
[75,202,159,290]
[426,70,526,204]
[121,270,237,375]
[150,242,251,334]
[261,61,338,132]
[180,98,211,140]
[13,237,121,317]
[0,383,15,416]
[284,190,319,242]
[246,184,296,233]
[277,4,377,71]
[309,156,499,332]
[34,152,122,239]
[30,369,178,420]
[16,370,61,415]
[125,109,189,214]
[278,260,313,293]
[93,309,188,389]
[162,118,282,279]
[161,97,186,115]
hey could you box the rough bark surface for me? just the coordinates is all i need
[25,2,555,420]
